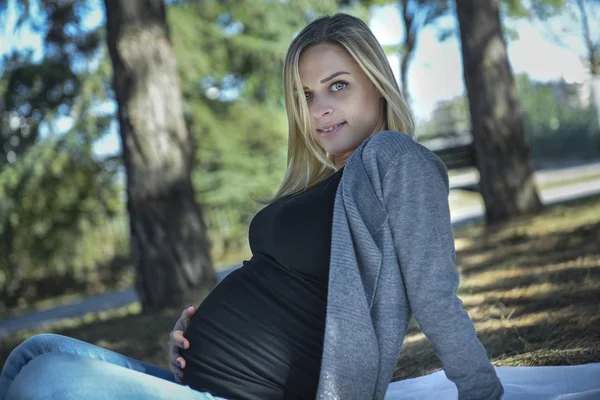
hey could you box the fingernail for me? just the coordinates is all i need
[186,304,193,309]
[177,361,182,368]
[181,342,186,348]
[177,373,181,380]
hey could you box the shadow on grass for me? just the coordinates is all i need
[0,255,133,318]
[462,265,600,296]
[0,287,214,369]
[394,303,600,381]
[0,308,177,370]
[457,222,600,277]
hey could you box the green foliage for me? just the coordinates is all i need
[416,74,600,162]
[167,0,341,257]
[416,95,470,140]
[516,74,600,161]
[0,126,121,305]
[168,0,339,105]
[1,0,107,167]
[0,0,372,303]
[0,0,121,303]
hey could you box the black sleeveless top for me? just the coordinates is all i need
[182,168,344,399]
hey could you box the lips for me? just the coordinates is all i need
[318,121,347,136]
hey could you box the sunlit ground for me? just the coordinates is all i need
[2,195,600,382]
[448,169,600,210]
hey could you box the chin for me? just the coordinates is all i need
[324,141,362,158]
[324,146,351,157]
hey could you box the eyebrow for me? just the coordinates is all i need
[303,71,351,90]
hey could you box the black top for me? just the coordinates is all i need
[182,168,344,400]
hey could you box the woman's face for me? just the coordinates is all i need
[298,42,386,168]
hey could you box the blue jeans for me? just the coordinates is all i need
[0,333,227,400]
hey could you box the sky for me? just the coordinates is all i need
[369,4,592,120]
[1,1,595,156]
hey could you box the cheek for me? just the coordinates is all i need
[351,88,378,115]
[352,98,380,126]
[366,92,382,121]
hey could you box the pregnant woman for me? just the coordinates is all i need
[0,13,503,400]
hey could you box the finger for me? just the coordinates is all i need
[174,305,196,332]
[169,346,181,365]
[182,304,196,319]
[181,305,196,331]
[169,362,183,377]
[169,363,184,383]
[169,347,188,372]
[169,329,181,344]
[170,330,189,349]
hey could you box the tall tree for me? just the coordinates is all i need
[364,0,451,103]
[1,0,340,309]
[575,0,599,76]
[397,0,450,102]
[103,0,216,310]
[455,0,542,224]
[517,0,598,77]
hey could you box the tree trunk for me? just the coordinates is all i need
[575,0,598,77]
[455,0,542,224]
[400,0,415,103]
[103,0,216,311]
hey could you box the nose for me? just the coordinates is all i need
[310,97,333,119]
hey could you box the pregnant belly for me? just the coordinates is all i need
[180,256,327,400]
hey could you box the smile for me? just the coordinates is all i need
[318,122,346,136]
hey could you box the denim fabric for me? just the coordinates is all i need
[0,333,227,400]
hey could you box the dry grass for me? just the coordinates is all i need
[393,195,600,381]
[2,196,600,381]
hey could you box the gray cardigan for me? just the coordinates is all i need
[316,131,504,400]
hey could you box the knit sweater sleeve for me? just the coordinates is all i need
[381,142,504,400]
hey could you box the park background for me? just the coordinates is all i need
[1,0,599,381]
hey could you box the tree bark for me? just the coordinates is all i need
[400,0,415,103]
[103,0,216,311]
[455,0,542,224]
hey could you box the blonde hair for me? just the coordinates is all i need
[259,13,414,205]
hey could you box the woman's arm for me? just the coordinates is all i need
[382,146,504,400]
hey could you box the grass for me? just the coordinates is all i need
[2,195,600,382]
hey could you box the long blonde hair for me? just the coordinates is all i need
[259,13,414,205]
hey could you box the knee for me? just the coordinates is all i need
[6,353,87,400]
[4,333,68,366]
[18,333,64,353]
[0,334,64,399]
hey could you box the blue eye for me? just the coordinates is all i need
[304,80,348,101]
[331,81,348,91]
